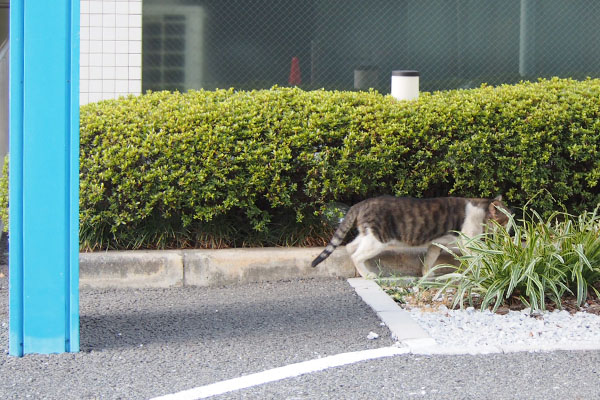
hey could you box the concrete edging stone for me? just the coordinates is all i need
[79,246,358,288]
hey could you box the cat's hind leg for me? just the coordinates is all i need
[345,234,362,256]
[349,230,387,279]
[422,234,456,276]
[422,244,442,277]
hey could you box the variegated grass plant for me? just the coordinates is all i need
[419,206,600,312]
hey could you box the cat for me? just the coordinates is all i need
[312,195,509,278]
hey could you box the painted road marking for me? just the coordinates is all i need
[151,345,409,400]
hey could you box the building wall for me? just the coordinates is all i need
[80,0,142,104]
[79,0,600,100]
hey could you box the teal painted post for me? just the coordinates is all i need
[9,0,80,355]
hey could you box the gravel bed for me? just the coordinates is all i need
[406,304,600,350]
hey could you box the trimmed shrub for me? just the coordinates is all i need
[1,78,600,250]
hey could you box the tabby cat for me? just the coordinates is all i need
[312,195,509,278]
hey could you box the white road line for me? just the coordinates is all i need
[150,346,409,400]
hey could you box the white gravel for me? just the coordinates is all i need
[406,305,600,353]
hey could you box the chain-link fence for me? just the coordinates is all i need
[142,0,600,93]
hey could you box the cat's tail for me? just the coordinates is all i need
[311,205,358,268]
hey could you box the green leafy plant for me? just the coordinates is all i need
[420,205,600,312]
[0,156,7,231]
[1,78,600,250]
[377,276,419,304]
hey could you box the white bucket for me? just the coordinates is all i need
[391,70,419,101]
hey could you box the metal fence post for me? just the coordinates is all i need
[9,0,80,356]
[519,0,536,77]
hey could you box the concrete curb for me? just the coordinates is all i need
[79,245,457,288]
[79,246,358,288]
[347,278,436,350]
[79,250,185,288]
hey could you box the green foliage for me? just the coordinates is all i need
[0,156,7,232]
[1,78,600,249]
[420,206,600,312]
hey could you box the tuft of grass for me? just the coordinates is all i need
[418,206,600,313]
[377,276,418,304]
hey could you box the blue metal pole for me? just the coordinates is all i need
[9,0,80,355]
[69,0,81,354]
[8,0,25,358]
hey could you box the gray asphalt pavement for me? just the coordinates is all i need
[1,268,600,399]
[217,350,600,400]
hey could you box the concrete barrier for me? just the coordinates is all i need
[79,246,458,288]
[79,250,184,288]
[183,247,356,287]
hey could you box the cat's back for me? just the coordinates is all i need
[357,195,466,215]
[355,195,468,245]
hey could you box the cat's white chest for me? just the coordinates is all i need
[461,202,485,237]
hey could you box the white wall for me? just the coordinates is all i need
[80,0,142,104]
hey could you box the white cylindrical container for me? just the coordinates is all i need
[391,70,419,101]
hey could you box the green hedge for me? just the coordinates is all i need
[2,78,600,250]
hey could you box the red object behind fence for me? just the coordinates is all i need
[288,57,302,86]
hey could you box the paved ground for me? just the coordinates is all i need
[216,350,600,399]
[2,269,600,399]
[1,273,394,399]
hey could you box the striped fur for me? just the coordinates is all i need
[311,205,360,268]
[312,195,508,276]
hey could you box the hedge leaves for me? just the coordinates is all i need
[1,78,599,250]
